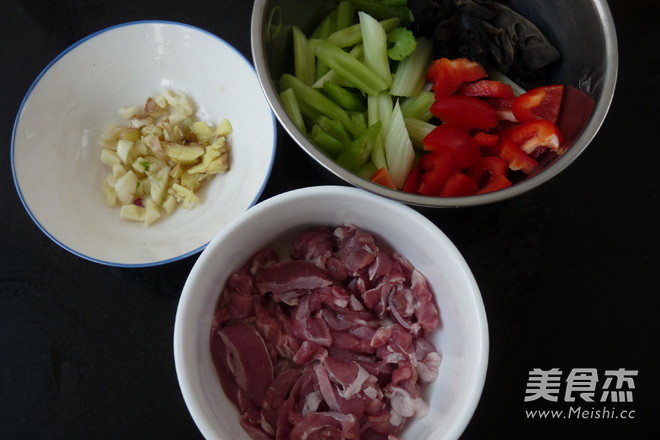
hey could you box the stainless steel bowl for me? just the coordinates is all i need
[251,0,618,207]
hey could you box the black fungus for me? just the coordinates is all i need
[408,0,560,85]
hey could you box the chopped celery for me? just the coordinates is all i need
[383,101,415,189]
[279,88,307,135]
[311,11,337,79]
[311,124,344,157]
[337,121,382,172]
[311,9,337,39]
[280,73,354,133]
[326,17,400,48]
[404,117,436,151]
[335,1,355,30]
[316,116,352,146]
[351,112,368,137]
[359,11,392,86]
[292,26,316,85]
[322,81,366,111]
[313,44,364,89]
[390,37,432,97]
[387,27,417,61]
[367,93,392,170]
[297,97,323,123]
[400,90,435,121]
[313,39,389,96]
[357,161,378,179]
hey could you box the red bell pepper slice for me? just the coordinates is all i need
[473,131,500,156]
[499,136,540,175]
[417,152,462,196]
[477,173,512,194]
[466,156,512,194]
[426,57,487,100]
[430,95,498,131]
[422,124,482,169]
[555,85,595,144]
[512,85,565,124]
[402,165,422,193]
[370,167,396,189]
[440,173,479,197]
[458,80,515,99]
[486,97,518,122]
[506,120,564,155]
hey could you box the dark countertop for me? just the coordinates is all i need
[1,1,658,439]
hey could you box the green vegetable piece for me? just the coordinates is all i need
[279,88,307,135]
[313,39,389,96]
[351,112,368,138]
[280,73,354,133]
[359,11,392,86]
[311,124,344,157]
[404,117,436,151]
[337,121,382,172]
[357,161,378,179]
[387,27,417,61]
[390,37,432,97]
[322,81,365,112]
[316,116,352,146]
[292,26,316,85]
[326,17,401,48]
[335,1,355,30]
[400,90,435,121]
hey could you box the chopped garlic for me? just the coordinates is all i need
[100,90,232,225]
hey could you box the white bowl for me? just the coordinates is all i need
[174,185,488,440]
[11,21,276,267]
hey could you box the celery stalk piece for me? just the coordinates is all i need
[322,81,366,111]
[405,117,436,151]
[367,93,392,170]
[351,112,368,138]
[370,138,387,170]
[311,10,338,79]
[297,97,323,123]
[400,91,435,122]
[292,26,316,85]
[390,37,433,97]
[279,88,307,135]
[335,1,355,30]
[337,121,382,172]
[383,101,415,189]
[313,39,389,96]
[359,11,392,86]
[487,67,527,96]
[280,73,354,133]
[357,161,378,179]
[311,124,344,157]
[313,44,364,89]
[311,9,337,39]
[326,17,400,48]
[317,116,352,146]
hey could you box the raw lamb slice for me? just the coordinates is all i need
[256,260,333,297]
[217,323,274,403]
[289,412,360,440]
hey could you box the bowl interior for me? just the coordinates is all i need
[251,0,617,207]
[12,21,276,267]
[174,186,488,440]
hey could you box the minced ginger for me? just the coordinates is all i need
[100,90,231,226]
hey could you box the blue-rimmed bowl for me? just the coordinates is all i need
[12,21,276,267]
